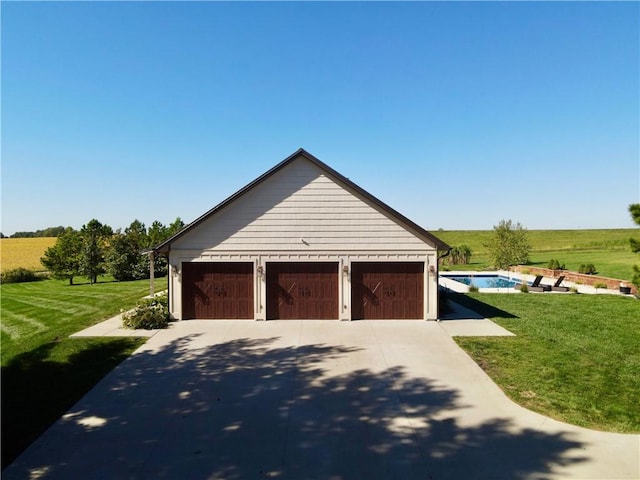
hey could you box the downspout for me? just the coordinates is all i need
[437,248,451,263]
[436,248,451,321]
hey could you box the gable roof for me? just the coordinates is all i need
[154,148,450,254]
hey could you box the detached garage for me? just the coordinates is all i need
[154,149,450,321]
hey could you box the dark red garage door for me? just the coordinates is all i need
[182,262,253,319]
[266,262,338,320]
[351,262,424,320]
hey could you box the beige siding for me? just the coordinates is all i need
[173,158,434,252]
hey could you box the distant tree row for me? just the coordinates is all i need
[6,226,67,238]
[41,218,185,284]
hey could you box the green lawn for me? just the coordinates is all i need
[1,277,158,468]
[437,228,637,281]
[447,292,640,433]
[2,274,638,468]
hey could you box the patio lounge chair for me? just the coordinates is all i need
[514,275,550,292]
[549,275,570,292]
[529,275,551,292]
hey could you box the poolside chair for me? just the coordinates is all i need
[549,275,570,292]
[529,275,551,292]
[514,275,550,292]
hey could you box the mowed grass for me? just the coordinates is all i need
[0,237,56,272]
[1,277,155,359]
[1,277,156,467]
[448,292,640,433]
[437,228,637,280]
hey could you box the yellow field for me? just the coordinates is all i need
[0,238,57,272]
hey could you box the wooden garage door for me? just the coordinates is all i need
[182,263,253,319]
[266,262,338,320]
[351,262,424,320]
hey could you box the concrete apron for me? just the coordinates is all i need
[4,320,639,480]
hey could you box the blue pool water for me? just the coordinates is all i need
[444,274,522,289]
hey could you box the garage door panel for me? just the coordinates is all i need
[352,262,423,320]
[182,263,254,319]
[267,263,338,320]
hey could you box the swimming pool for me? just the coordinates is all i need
[442,274,523,289]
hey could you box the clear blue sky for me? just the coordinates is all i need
[2,2,638,236]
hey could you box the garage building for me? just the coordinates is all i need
[154,149,450,321]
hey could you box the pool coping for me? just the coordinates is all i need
[439,270,633,295]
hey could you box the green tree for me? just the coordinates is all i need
[629,204,640,287]
[147,218,185,277]
[147,220,168,246]
[40,227,82,284]
[107,220,151,281]
[147,217,184,246]
[11,226,65,238]
[486,219,531,269]
[166,217,185,237]
[79,219,113,284]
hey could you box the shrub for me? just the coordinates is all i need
[578,264,597,275]
[519,283,529,293]
[594,282,608,289]
[1,268,42,284]
[448,245,472,265]
[520,268,531,275]
[547,259,566,271]
[122,295,169,330]
[468,285,479,292]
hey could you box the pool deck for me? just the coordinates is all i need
[439,270,633,295]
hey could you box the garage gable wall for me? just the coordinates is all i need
[172,157,434,252]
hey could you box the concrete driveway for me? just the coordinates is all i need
[4,320,639,479]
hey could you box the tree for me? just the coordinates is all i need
[629,204,640,288]
[41,228,82,284]
[79,219,113,284]
[147,220,168,246]
[167,217,185,237]
[486,219,531,269]
[148,218,185,277]
[107,220,150,281]
[11,226,65,238]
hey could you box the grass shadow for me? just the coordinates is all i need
[1,337,144,468]
[441,291,519,320]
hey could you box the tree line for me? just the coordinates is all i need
[41,218,185,285]
[1,226,67,238]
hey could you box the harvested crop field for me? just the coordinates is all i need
[0,238,57,272]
